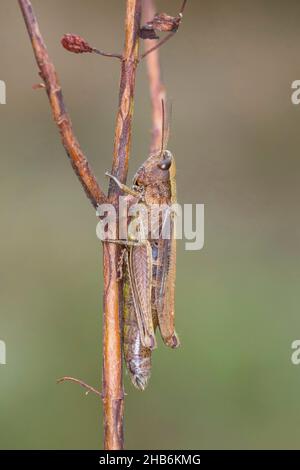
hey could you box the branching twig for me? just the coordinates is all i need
[18,0,141,451]
[18,0,107,209]
[141,31,174,60]
[57,377,102,398]
[19,0,183,452]
[93,49,123,60]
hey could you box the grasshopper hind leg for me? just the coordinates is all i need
[123,271,152,391]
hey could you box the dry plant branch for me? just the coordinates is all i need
[143,0,167,152]
[141,31,174,60]
[18,0,107,209]
[57,377,102,398]
[102,0,141,451]
[19,0,185,451]
[93,49,122,60]
[18,0,140,450]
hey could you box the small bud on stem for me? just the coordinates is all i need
[61,34,122,60]
[61,34,93,54]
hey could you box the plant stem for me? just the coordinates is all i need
[18,0,107,208]
[143,0,167,153]
[57,377,102,398]
[102,0,141,450]
[18,0,179,451]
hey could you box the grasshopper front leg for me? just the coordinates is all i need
[105,172,141,198]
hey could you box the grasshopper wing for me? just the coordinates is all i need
[155,214,180,348]
[127,243,157,350]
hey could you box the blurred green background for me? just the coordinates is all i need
[1,0,300,449]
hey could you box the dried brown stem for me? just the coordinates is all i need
[57,377,102,398]
[19,0,178,452]
[143,0,167,152]
[18,0,106,208]
[19,0,141,451]
[141,31,175,60]
[93,48,123,60]
[102,0,141,451]
[180,0,188,15]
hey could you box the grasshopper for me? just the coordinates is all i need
[105,109,180,390]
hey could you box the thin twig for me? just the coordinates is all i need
[57,377,102,398]
[181,0,188,15]
[102,0,142,451]
[141,0,187,60]
[141,31,175,60]
[143,0,167,152]
[110,4,141,188]
[93,48,123,60]
[18,0,107,209]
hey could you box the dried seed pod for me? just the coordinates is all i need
[61,34,93,54]
[150,12,182,32]
[141,12,182,36]
[139,27,159,40]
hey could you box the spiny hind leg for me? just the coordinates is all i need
[117,248,127,280]
[104,241,132,281]
[104,239,148,247]
[105,239,147,282]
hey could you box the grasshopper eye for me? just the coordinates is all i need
[158,158,172,171]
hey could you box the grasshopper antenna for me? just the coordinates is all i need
[158,99,173,170]
[160,98,165,158]
[180,0,188,15]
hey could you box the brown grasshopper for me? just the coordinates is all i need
[105,113,180,390]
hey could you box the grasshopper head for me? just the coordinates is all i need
[133,150,176,189]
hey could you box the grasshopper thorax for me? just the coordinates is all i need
[132,150,176,204]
